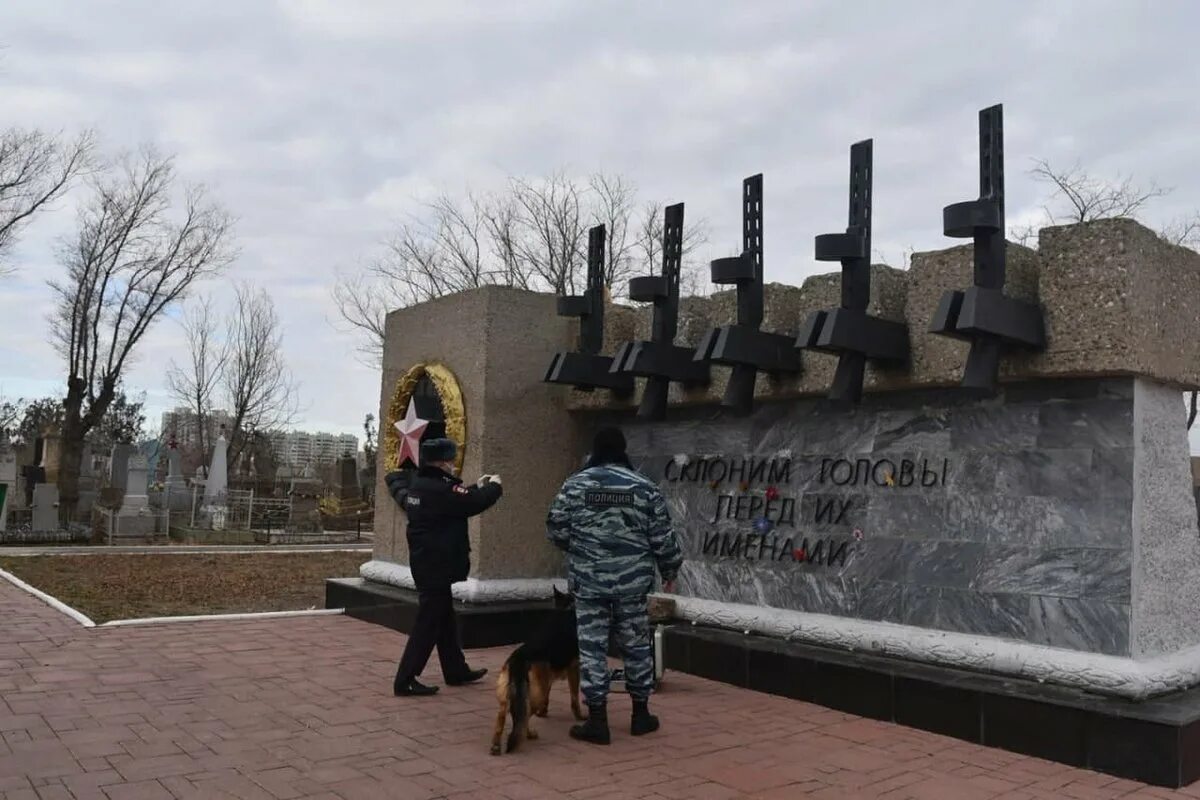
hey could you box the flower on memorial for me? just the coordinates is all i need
[673,454,689,467]
[738,480,749,493]
[765,485,780,501]
[753,517,773,534]
[793,548,807,561]
[853,528,864,541]
[884,472,895,487]
[708,479,720,491]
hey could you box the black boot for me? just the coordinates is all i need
[445,667,488,686]
[394,678,439,697]
[570,702,611,745]
[631,699,660,736]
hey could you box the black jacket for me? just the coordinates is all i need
[385,466,503,588]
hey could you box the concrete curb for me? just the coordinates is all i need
[0,567,97,627]
[99,608,346,627]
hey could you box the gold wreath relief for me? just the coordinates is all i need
[384,362,467,473]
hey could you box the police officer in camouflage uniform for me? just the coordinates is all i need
[546,427,683,744]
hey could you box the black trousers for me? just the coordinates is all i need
[394,585,469,689]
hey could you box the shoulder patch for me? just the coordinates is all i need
[452,485,470,495]
[585,489,635,507]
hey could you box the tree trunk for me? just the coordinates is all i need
[58,381,86,526]
[57,377,115,526]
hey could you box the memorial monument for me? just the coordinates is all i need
[104,453,162,540]
[328,104,1200,786]
[0,441,15,533]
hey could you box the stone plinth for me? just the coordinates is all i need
[32,484,59,531]
[370,287,581,599]
[0,447,15,532]
[288,477,323,532]
[108,444,132,492]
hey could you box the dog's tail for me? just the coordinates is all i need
[504,648,530,754]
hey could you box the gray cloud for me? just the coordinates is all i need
[1,0,1199,442]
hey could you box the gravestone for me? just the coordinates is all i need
[109,443,132,492]
[203,432,228,505]
[31,483,59,531]
[39,427,62,485]
[106,453,159,539]
[288,476,323,532]
[21,464,44,507]
[0,445,15,532]
[124,454,149,508]
[165,442,185,489]
[77,444,98,516]
[324,454,368,518]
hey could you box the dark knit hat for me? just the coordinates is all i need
[420,437,457,464]
[591,427,627,464]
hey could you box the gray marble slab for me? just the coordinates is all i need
[626,377,1136,656]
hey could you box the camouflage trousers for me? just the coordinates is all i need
[575,595,653,706]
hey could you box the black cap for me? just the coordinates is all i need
[591,427,626,464]
[420,437,457,464]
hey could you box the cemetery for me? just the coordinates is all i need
[0,425,373,547]
[8,3,1200,796]
[327,106,1200,787]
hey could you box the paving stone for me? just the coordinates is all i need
[1,578,1198,799]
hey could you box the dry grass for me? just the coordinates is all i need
[0,552,367,623]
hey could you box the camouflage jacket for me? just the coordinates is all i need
[546,462,683,599]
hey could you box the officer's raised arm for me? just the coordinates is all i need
[441,478,503,518]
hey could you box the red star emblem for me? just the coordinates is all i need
[394,398,429,468]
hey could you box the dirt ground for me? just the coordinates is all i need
[0,552,367,623]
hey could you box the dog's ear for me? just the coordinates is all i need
[553,586,573,609]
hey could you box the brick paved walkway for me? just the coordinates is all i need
[2,579,1198,800]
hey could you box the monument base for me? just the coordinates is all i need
[325,577,561,648]
[252,530,362,545]
[105,510,165,541]
[665,624,1200,788]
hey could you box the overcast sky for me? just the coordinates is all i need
[2,1,1199,447]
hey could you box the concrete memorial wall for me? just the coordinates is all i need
[365,217,1200,700]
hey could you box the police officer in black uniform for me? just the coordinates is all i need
[386,437,504,697]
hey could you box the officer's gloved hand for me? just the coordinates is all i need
[489,474,502,486]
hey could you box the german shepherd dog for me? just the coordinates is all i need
[491,587,586,754]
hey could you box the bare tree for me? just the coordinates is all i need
[223,283,299,466]
[1161,212,1200,250]
[165,295,228,467]
[48,147,234,522]
[332,170,710,364]
[0,128,94,276]
[1011,159,1174,246]
[632,200,711,296]
[1030,159,1170,225]
[511,170,588,295]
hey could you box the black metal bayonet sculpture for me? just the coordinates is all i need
[611,203,710,419]
[929,104,1045,394]
[799,139,908,404]
[544,224,634,393]
[694,174,801,415]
